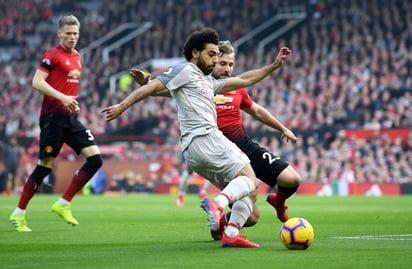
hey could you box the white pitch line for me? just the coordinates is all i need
[334,234,412,240]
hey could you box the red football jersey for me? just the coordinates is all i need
[37,44,81,116]
[214,88,253,141]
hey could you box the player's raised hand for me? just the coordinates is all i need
[130,68,150,86]
[274,47,292,67]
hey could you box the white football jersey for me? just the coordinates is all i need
[156,62,226,150]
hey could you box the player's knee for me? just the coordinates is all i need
[291,172,301,186]
[83,154,103,175]
[278,166,300,187]
[248,190,258,203]
[239,164,260,188]
[32,165,52,185]
[38,157,56,168]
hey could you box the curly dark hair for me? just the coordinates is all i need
[183,27,219,61]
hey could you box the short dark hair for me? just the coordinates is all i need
[183,27,219,61]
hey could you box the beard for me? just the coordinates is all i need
[197,56,213,75]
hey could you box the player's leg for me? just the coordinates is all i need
[203,155,259,246]
[176,167,192,207]
[238,137,300,222]
[9,160,54,232]
[221,192,259,248]
[211,198,260,241]
[199,178,212,200]
[211,153,259,213]
[189,132,259,247]
[244,203,260,227]
[53,124,102,226]
[200,163,258,233]
[9,118,62,232]
[267,165,300,222]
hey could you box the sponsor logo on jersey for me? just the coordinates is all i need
[213,94,233,104]
[67,69,81,83]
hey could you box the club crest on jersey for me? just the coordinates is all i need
[45,145,53,154]
[68,69,81,79]
[67,69,81,83]
[214,94,233,104]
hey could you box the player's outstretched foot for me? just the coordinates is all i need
[52,201,79,226]
[266,193,289,222]
[176,194,184,207]
[200,198,223,231]
[9,214,32,232]
[221,233,260,248]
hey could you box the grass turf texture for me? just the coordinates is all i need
[1,194,411,269]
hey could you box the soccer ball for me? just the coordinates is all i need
[279,217,314,250]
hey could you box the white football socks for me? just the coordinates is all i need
[13,208,25,215]
[219,176,256,207]
[224,196,254,237]
[59,198,70,205]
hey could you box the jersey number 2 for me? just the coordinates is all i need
[262,152,280,165]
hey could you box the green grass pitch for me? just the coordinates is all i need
[1,194,411,269]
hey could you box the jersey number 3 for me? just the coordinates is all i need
[86,129,94,141]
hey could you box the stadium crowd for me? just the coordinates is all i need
[1,0,411,194]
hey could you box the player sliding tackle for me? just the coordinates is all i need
[102,28,291,248]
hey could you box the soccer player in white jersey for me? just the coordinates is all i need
[102,27,291,248]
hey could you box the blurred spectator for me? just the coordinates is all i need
[0,136,22,194]
[108,170,154,193]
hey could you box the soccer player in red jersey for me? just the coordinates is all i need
[209,40,301,240]
[9,15,103,232]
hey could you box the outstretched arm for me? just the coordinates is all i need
[222,47,291,92]
[130,68,171,97]
[243,102,298,144]
[101,78,165,122]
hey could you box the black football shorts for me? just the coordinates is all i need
[38,114,97,158]
[235,136,289,188]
